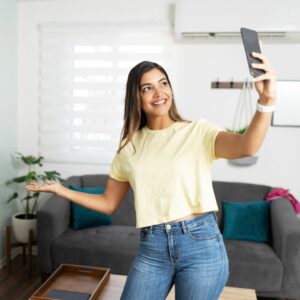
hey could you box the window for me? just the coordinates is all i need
[38,23,172,164]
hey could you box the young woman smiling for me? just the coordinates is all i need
[26,54,276,300]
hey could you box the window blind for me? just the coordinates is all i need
[38,23,172,164]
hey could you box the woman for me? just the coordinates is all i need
[26,53,276,300]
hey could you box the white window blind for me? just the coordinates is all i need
[38,23,172,164]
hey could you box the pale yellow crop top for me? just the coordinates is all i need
[109,120,225,228]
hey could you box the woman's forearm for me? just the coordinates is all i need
[56,185,112,215]
[239,51,277,156]
[26,177,128,215]
[215,53,277,160]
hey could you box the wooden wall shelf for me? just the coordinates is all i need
[211,81,253,89]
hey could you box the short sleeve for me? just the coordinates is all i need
[109,152,128,182]
[200,120,225,161]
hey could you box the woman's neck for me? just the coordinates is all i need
[146,117,175,131]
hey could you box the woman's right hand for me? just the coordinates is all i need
[25,179,62,194]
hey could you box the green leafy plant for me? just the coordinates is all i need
[6,152,65,219]
[226,126,248,135]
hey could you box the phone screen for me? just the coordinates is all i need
[240,27,265,77]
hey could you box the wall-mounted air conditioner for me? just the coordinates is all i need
[174,0,300,41]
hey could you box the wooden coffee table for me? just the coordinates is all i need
[99,274,257,300]
[30,265,256,300]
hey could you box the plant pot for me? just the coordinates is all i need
[228,156,258,166]
[11,212,37,243]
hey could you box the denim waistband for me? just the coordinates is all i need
[143,211,217,234]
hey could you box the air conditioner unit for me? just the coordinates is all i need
[174,0,300,41]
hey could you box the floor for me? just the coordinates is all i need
[0,255,42,300]
[0,255,296,300]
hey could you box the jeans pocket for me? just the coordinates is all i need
[186,220,218,240]
[140,227,151,241]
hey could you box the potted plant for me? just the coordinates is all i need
[226,80,258,166]
[6,152,64,243]
[226,126,258,166]
[226,126,248,135]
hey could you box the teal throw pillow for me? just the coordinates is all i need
[222,200,271,243]
[69,185,112,230]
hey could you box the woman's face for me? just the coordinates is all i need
[139,68,173,119]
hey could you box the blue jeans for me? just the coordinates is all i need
[121,212,229,300]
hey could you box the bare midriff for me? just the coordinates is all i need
[173,212,208,222]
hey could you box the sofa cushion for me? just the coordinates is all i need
[225,240,283,292]
[222,200,271,242]
[69,185,112,230]
[213,181,271,229]
[51,225,139,275]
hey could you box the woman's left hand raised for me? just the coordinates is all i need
[251,52,276,105]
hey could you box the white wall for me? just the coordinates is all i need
[0,0,18,260]
[18,0,300,203]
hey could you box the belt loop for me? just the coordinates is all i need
[149,226,153,236]
[181,221,187,234]
[213,212,218,223]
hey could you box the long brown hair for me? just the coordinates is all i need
[117,61,188,154]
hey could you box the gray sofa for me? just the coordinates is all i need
[37,174,300,299]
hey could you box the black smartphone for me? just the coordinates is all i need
[240,27,265,77]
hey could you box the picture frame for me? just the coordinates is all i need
[272,80,300,127]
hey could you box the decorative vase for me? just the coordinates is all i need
[11,212,37,243]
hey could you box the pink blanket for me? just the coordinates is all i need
[265,188,300,214]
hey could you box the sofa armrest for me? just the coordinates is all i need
[271,197,300,297]
[37,176,81,275]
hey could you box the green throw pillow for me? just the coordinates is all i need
[222,200,271,243]
[69,185,112,230]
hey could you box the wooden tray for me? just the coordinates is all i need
[30,264,110,300]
